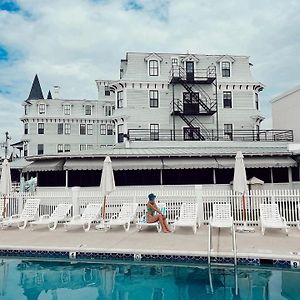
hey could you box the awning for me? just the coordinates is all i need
[24,159,65,172]
[64,158,163,170]
[163,158,218,169]
[217,157,297,169]
[64,159,103,171]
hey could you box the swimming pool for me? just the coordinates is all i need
[0,258,299,299]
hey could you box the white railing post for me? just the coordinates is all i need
[195,185,204,226]
[71,186,81,216]
[18,193,24,215]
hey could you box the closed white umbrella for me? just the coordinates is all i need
[98,156,115,228]
[0,159,12,218]
[233,152,254,232]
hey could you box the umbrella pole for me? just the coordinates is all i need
[242,193,246,224]
[102,195,107,222]
[2,196,6,218]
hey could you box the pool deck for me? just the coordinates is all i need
[1,224,300,263]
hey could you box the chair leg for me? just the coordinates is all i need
[83,222,91,232]
[49,221,57,231]
[18,221,27,230]
[124,222,130,232]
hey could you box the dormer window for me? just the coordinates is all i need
[172,58,178,67]
[38,103,46,114]
[85,105,92,115]
[149,60,159,76]
[105,85,110,96]
[221,61,231,77]
[64,104,71,115]
[24,105,28,115]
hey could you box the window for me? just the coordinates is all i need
[117,124,124,143]
[64,144,70,152]
[87,124,93,135]
[80,124,86,135]
[24,105,28,115]
[184,127,201,140]
[107,124,113,135]
[38,104,46,114]
[149,60,159,76]
[105,85,110,96]
[58,123,63,135]
[221,62,231,77]
[57,144,63,153]
[224,124,233,140]
[80,144,87,151]
[85,105,92,115]
[105,106,112,116]
[64,104,71,115]
[24,144,28,157]
[150,124,159,141]
[117,91,123,108]
[37,144,44,155]
[223,91,232,108]
[100,124,106,135]
[24,123,28,135]
[255,93,259,110]
[171,58,178,67]
[149,90,159,108]
[38,123,44,134]
[65,123,71,135]
[87,144,93,150]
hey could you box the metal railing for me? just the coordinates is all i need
[127,128,294,142]
[2,186,300,226]
[169,66,216,82]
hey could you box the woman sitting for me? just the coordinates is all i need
[146,193,170,233]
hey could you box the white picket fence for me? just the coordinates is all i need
[1,185,300,226]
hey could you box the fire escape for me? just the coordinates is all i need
[170,63,218,141]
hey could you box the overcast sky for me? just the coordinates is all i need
[0,0,300,144]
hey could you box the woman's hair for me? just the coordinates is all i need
[148,193,156,201]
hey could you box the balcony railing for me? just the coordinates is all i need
[127,129,294,142]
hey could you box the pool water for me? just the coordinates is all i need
[0,258,299,300]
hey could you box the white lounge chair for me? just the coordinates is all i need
[30,203,72,231]
[106,203,138,232]
[64,203,101,232]
[136,203,167,232]
[209,203,234,230]
[0,198,40,229]
[260,203,289,236]
[173,203,198,234]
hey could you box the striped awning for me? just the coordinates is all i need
[216,157,297,169]
[24,159,65,172]
[163,158,218,169]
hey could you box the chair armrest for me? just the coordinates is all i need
[40,214,50,220]
[110,214,118,220]
[174,215,179,220]
[11,214,21,219]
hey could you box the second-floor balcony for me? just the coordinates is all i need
[126,129,294,142]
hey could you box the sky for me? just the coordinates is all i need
[0,0,300,145]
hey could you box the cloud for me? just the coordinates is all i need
[0,0,300,144]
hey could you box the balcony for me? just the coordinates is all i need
[127,129,294,142]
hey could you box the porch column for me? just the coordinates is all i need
[270,168,274,184]
[213,168,216,184]
[160,169,163,185]
[288,167,292,183]
[65,170,68,187]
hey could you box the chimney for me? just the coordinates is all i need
[53,86,60,99]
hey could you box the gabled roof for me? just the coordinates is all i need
[27,74,44,100]
[271,85,300,104]
[47,90,52,99]
[144,53,163,62]
[181,54,199,62]
[216,55,235,63]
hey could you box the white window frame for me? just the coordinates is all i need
[38,103,46,115]
[65,123,71,135]
[37,123,44,134]
[149,90,159,108]
[80,124,86,135]
[63,104,71,115]
[58,123,63,135]
[224,123,233,140]
[107,124,113,135]
[85,104,92,116]
[223,91,233,108]
[220,61,231,78]
[57,144,64,153]
[100,124,106,135]
[87,124,93,135]
[64,144,71,152]
[117,91,124,108]
[24,123,28,135]
[105,105,112,116]
[37,144,44,155]
[148,60,159,76]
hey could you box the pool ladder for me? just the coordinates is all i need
[208,222,237,266]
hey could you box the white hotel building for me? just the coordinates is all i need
[19,52,297,187]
